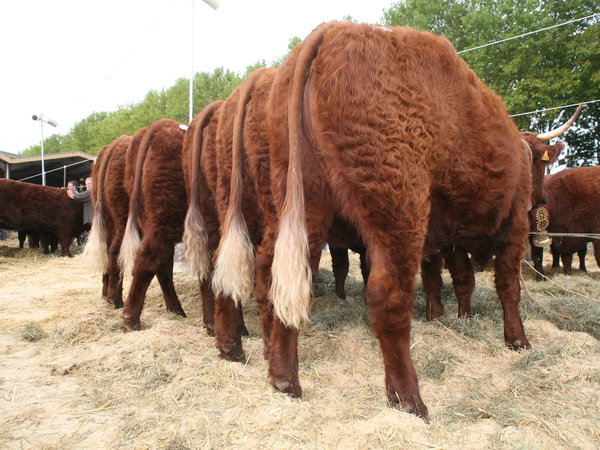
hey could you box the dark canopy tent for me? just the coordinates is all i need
[0,151,95,187]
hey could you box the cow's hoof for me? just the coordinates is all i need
[271,378,302,398]
[335,289,346,300]
[204,325,216,337]
[426,305,444,321]
[239,324,250,337]
[123,318,141,332]
[168,307,186,318]
[506,338,531,350]
[218,343,245,363]
[388,393,430,421]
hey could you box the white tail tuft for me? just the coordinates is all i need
[212,213,255,306]
[118,215,141,277]
[269,192,312,329]
[82,210,108,272]
[182,203,210,281]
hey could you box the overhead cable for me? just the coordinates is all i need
[458,13,599,54]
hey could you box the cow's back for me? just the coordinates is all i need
[302,23,527,245]
[139,122,187,243]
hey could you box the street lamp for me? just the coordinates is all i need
[189,0,221,122]
[32,114,58,186]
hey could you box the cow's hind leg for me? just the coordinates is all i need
[122,239,159,331]
[366,243,428,419]
[123,270,155,331]
[156,248,186,317]
[59,234,73,257]
[530,241,545,281]
[268,211,331,398]
[577,246,587,272]
[561,253,573,275]
[551,246,561,268]
[444,246,475,318]
[494,230,530,349]
[102,273,109,299]
[255,238,275,359]
[421,251,444,320]
[106,229,124,308]
[200,277,216,336]
[330,245,349,299]
[215,295,245,362]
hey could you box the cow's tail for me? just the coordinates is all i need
[82,143,112,272]
[212,71,267,305]
[118,122,160,277]
[270,24,329,328]
[182,101,222,281]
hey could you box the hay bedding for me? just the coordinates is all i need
[0,234,599,448]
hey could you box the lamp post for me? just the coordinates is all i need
[189,0,221,123]
[32,114,58,186]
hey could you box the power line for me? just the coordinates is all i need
[16,159,92,183]
[511,99,600,118]
[458,13,599,54]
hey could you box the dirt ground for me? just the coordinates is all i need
[1,234,599,448]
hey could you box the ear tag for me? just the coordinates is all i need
[541,150,550,161]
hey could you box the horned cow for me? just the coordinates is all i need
[421,105,583,319]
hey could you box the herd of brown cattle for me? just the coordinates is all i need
[3,22,598,419]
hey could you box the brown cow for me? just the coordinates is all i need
[84,135,134,308]
[209,69,279,361]
[422,105,583,319]
[182,100,226,338]
[0,179,83,256]
[209,67,372,361]
[184,79,274,360]
[261,22,538,418]
[118,119,188,331]
[532,165,600,277]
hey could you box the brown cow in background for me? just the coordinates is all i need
[118,119,188,331]
[532,165,600,277]
[263,22,535,418]
[84,135,134,308]
[0,179,83,257]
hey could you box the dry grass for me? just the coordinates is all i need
[0,235,599,448]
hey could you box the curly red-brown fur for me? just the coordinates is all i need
[120,119,188,331]
[268,21,536,418]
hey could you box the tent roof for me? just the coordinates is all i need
[0,151,96,187]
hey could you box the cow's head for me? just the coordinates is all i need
[521,103,583,208]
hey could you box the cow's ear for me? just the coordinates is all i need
[545,142,564,165]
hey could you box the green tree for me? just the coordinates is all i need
[384,0,599,165]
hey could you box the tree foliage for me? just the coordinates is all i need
[384,0,599,166]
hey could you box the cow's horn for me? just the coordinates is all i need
[536,103,583,141]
